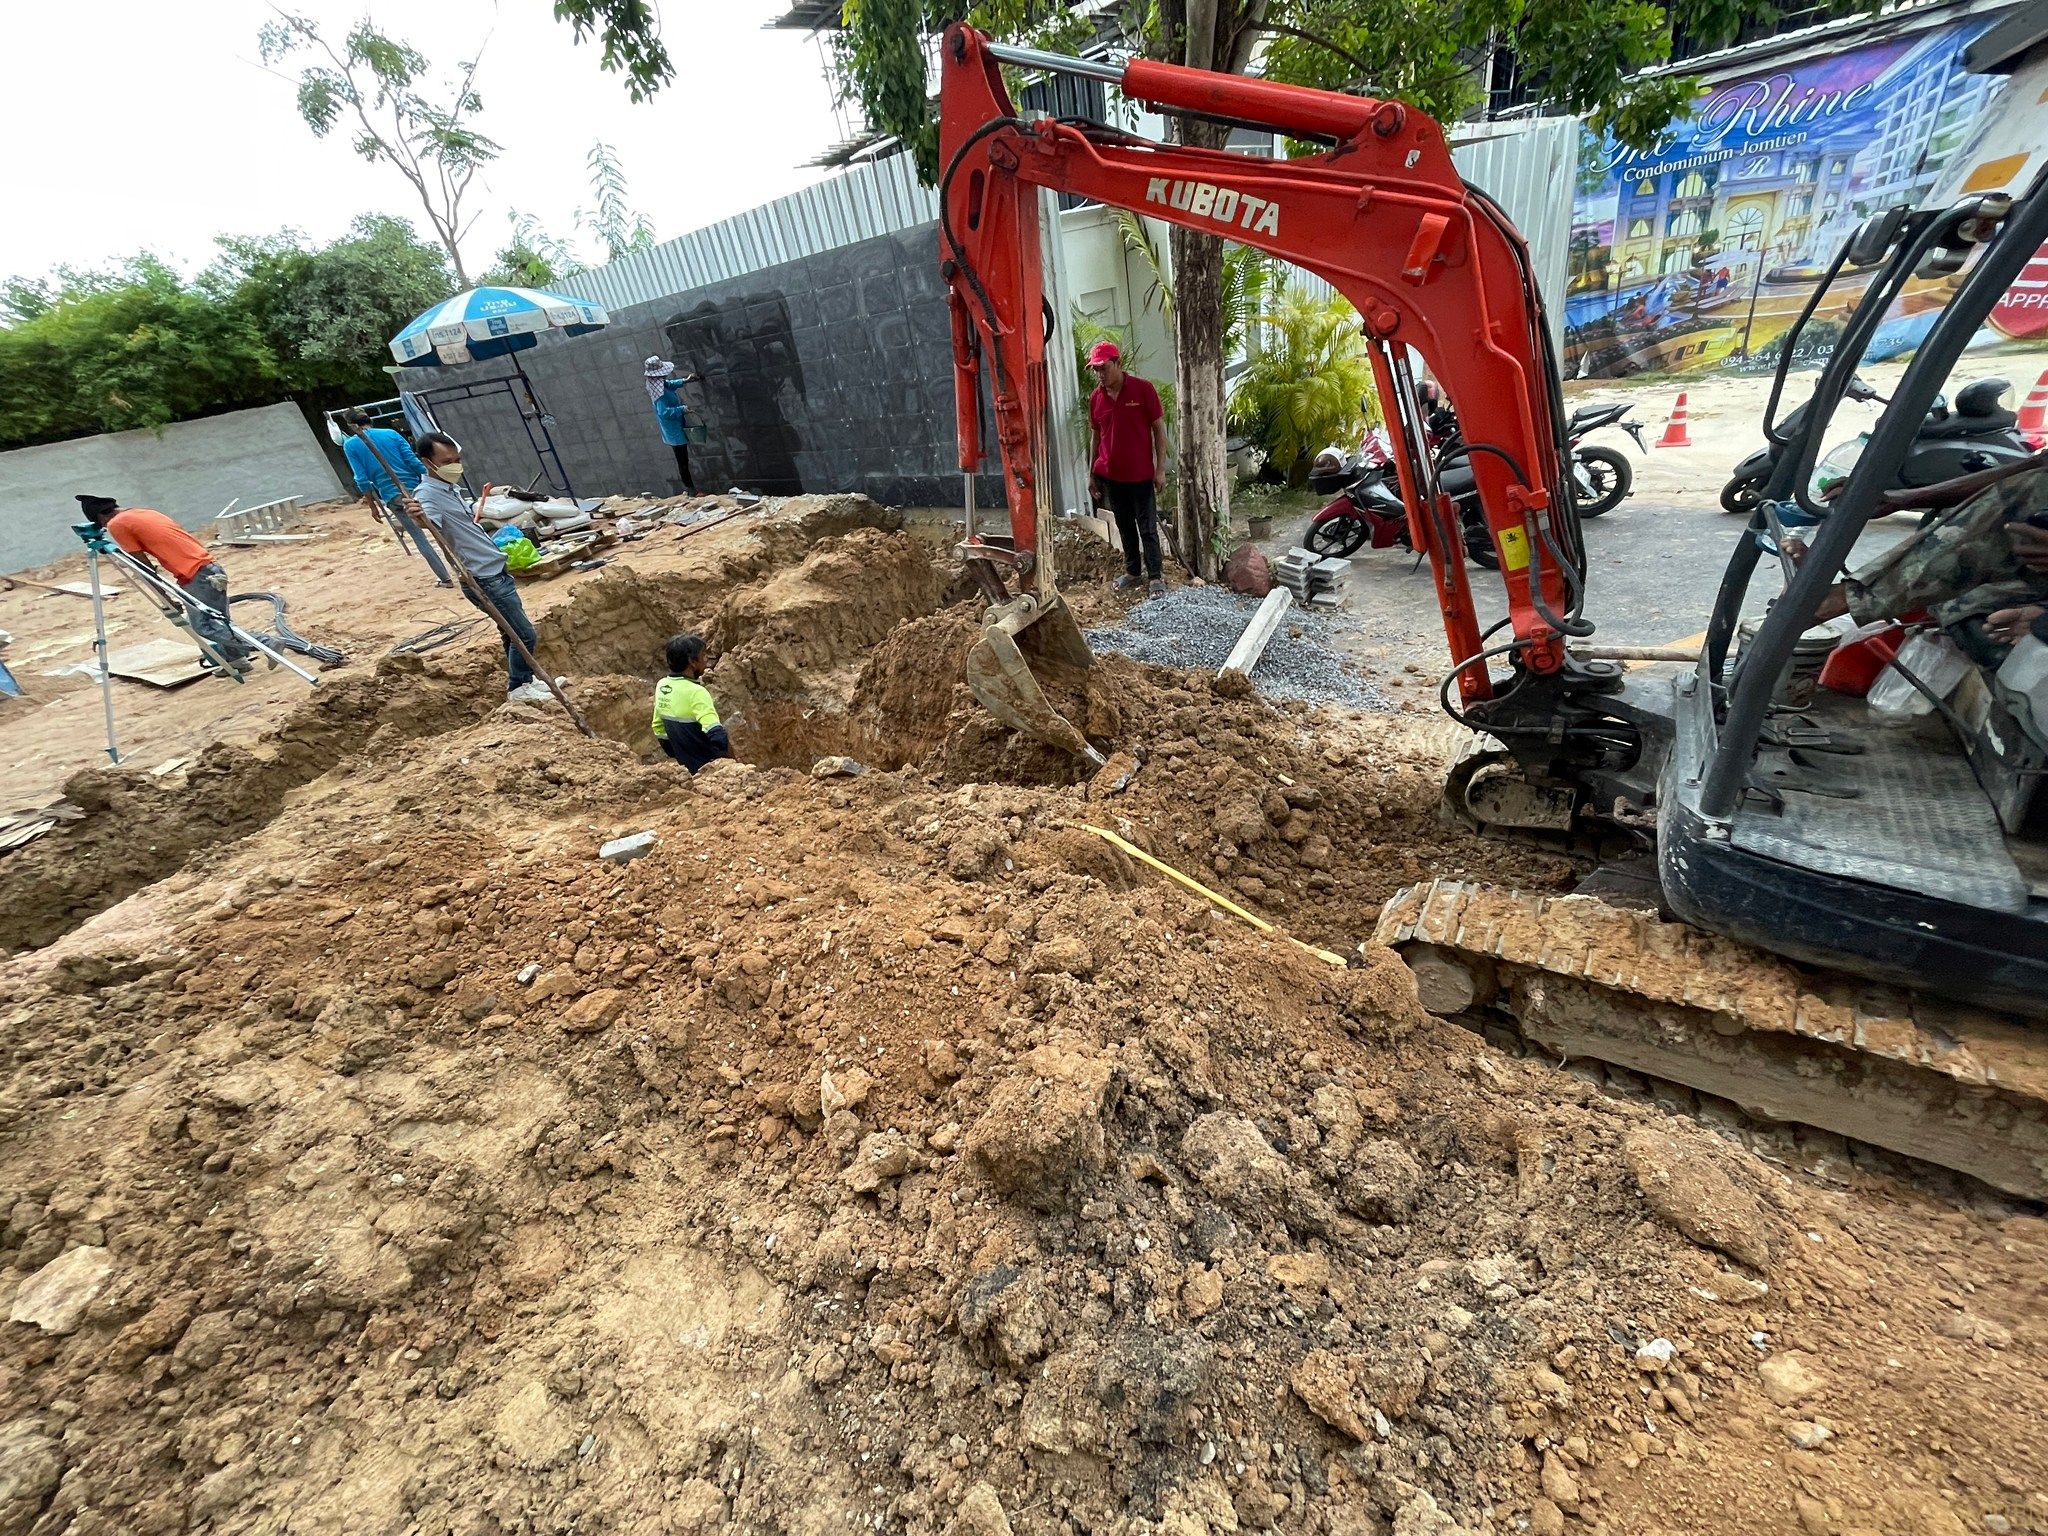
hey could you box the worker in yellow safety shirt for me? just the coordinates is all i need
[652,633,732,773]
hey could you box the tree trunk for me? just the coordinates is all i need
[1169,117,1232,581]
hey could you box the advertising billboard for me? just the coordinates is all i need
[1564,17,2016,378]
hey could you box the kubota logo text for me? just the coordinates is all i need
[1145,177,1280,236]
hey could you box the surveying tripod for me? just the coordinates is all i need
[72,521,319,764]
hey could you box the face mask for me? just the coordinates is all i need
[432,461,465,484]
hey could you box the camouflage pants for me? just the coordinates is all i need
[1844,473,2048,631]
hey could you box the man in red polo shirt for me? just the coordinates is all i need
[76,494,254,665]
[1086,341,1170,597]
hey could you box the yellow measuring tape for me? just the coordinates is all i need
[1069,821,1349,968]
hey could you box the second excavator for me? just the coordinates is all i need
[936,21,2048,1198]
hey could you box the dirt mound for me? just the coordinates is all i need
[0,653,505,954]
[2,497,2044,1536]
[3,709,2043,1536]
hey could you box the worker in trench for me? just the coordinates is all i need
[651,632,732,773]
[74,495,256,667]
[409,433,555,704]
[1802,452,2048,661]
[337,410,454,588]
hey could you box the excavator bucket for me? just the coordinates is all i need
[964,593,1107,766]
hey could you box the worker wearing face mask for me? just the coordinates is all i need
[410,433,552,703]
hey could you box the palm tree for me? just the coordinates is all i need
[1227,287,1377,485]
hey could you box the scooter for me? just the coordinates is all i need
[1303,396,1644,561]
[1563,401,1648,517]
[1720,375,2030,515]
[1434,393,1644,520]
[1302,446,1501,565]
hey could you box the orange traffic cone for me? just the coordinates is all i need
[2016,369,2048,449]
[1657,391,1692,448]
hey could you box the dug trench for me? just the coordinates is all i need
[0,494,2044,1536]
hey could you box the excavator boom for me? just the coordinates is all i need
[938,23,1587,754]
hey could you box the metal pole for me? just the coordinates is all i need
[83,545,121,764]
[515,358,573,498]
[984,41,1124,82]
[1738,252,1766,360]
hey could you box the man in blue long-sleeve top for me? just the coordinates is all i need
[339,410,454,587]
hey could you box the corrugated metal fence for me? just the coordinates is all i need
[572,154,938,312]
[569,113,1579,343]
[1451,116,1577,349]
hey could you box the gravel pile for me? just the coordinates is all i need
[1086,584,1392,711]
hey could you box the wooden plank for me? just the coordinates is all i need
[0,576,123,598]
[1219,587,1293,679]
[106,637,209,689]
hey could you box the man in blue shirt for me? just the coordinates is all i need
[339,410,453,587]
[645,357,702,495]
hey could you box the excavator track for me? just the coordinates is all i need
[1374,880,2048,1200]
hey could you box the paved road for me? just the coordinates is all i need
[1306,486,1917,684]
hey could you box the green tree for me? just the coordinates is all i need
[1227,286,1375,484]
[580,142,658,262]
[0,258,280,450]
[485,213,579,288]
[207,215,455,404]
[259,14,501,286]
[551,0,677,101]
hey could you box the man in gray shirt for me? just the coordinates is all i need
[410,432,552,702]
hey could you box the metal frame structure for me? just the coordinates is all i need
[341,365,576,500]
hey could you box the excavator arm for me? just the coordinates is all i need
[939,24,1587,747]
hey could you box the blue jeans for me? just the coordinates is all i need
[389,505,453,584]
[467,570,539,689]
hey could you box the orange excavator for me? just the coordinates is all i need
[939,25,1585,767]
[938,23,2048,1199]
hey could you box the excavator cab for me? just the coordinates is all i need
[1653,183,2048,1015]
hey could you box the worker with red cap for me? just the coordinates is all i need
[1086,340,1169,596]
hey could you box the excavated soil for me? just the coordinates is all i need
[1,497,2044,1536]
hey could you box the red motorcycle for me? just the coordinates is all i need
[1303,397,1641,566]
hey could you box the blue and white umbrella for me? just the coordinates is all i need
[389,285,609,368]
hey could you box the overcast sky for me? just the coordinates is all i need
[0,0,847,284]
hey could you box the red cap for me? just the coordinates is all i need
[1087,340,1122,367]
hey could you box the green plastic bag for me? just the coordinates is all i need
[502,536,540,571]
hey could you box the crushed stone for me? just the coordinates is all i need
[1085,584,1392,711]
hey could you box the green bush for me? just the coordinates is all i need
[1227,288,1377,485]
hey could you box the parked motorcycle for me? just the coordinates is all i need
[1720,375,2030,516]
[1302,396,1644,563]
[1302,454,1499,569]
[1563,401,1647,517]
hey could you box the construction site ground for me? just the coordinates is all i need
[1,478,2044,1536]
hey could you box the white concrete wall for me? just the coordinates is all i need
[0,403,343,575]
[1059,203,1177,382]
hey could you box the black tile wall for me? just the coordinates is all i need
[418,224,1005,508]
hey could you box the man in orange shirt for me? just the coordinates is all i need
[76,495,254,666]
